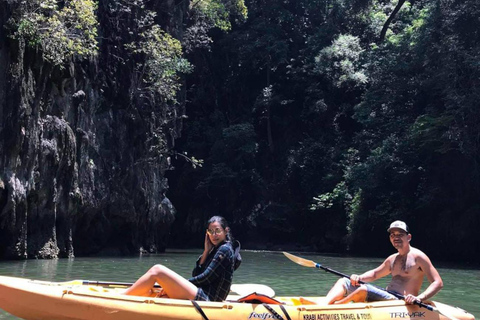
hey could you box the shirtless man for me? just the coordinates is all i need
[325,220,443,305]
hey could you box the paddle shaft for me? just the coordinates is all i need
[82,280,160,288]
[312,262,434,311]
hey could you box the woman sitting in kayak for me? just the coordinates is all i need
[124,216,241,301]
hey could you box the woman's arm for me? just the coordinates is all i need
[192,233,215,277]
[189,244,232,286]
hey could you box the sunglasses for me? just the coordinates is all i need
[206,228,224,236]
[389,232,408,238]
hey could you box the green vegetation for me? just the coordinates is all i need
[8,0,98,65]
[190,0,248,31]
[169,0,480,261]
[315,34,367,87]
[127,24,193,103]
[3,0,479,261]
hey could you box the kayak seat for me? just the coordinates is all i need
[235,294,292,320]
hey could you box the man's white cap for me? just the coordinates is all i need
[387,220,409,233]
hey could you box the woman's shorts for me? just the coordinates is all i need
[194,288,210,301]
[341,278,399,302]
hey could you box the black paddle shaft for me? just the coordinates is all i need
[315,263,434,311]
[83,280,161,288]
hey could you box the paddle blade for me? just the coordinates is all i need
[431,301,471,320]
[283,252,317,268]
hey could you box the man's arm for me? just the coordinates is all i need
[408,252,443,303]
[351,255,393,285]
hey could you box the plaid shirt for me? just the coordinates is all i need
[189,241,235,301]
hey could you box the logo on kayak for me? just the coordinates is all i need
[390,312,426,318]
[248,312,278,319]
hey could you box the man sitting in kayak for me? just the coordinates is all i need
[124,216,241,301]
[325,220,443,305]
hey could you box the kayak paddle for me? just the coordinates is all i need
[283,252,461,320]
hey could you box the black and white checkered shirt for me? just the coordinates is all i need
[189,241,235,301]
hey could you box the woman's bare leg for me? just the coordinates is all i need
[124,264,198,299]
[335,286,367,304]
[325,278,348,304]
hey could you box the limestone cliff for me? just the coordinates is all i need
[0,0,185,258]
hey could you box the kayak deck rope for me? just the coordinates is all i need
[262,303,292,320]
[191,300,210,320]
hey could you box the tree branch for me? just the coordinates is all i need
[379,0,407,42]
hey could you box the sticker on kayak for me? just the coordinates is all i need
[390,312,426,318]
[300,314,372,320]
[248,311,425,320]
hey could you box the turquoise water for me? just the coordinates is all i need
[0,250,478,319]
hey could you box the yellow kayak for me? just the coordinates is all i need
[0,276,474,320]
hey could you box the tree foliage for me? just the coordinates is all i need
[184,0,248,51]
[7,0,98,65]
[5,0,480,261]
[315,34,367,87]
[190,0,248,31]
[127,24,193,103]
[169,0,480,261]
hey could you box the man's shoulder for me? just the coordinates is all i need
[408,247,434,266]
[409,246,428,257]
[385,252,398,261]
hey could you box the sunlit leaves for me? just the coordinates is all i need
[9,0,99,65]
[190,0,248,32]
[311,181,349,210]
[128,25,193,102]
[315,34,368,87]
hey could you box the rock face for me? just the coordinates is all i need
[0,1,183,259]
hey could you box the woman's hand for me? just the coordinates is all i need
[153,288,169,298]
[204,232,214,253]
[199,233,214,266]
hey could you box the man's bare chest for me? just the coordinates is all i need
[391,254,421,276]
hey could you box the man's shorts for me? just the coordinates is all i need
[341,278,399,302]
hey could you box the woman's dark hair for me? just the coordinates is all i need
[207,215,241,270]
[207,215,233,242]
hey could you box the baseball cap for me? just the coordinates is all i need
[387,220,409,233]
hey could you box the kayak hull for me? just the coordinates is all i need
[0,276,474,320]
